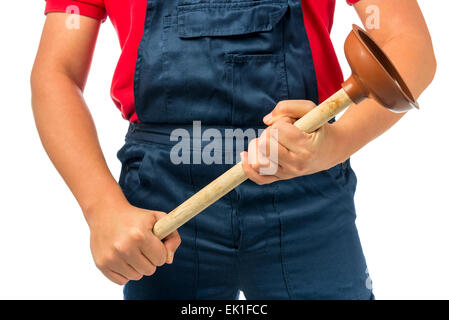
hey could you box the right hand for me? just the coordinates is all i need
[87,201,181,285]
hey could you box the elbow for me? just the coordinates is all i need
[30,66,42,110]
[30,70,38,96]
[410,47,437,99]
[30,64,85,99]
[30,66,61,113]
[418,35,437,89]
[30,66,75,104]
[409,36,437,96]
[417,46,437,96]
[30,64,46,100]
[30,66,37,94]
[426,50,437,86]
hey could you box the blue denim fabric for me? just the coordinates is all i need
[119,0,373,300]
[134,0,317,125]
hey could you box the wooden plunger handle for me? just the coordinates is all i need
[153,88,353,239]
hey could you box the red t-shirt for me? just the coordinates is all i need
[44,0,360,122]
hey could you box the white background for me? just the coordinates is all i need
[0,1,447,300]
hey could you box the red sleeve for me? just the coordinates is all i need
[346,0,361,5]
[45,0,107,21]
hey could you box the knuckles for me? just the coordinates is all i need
[130,274,144,281]
[113,241,130,256]
[145,213,158,226]
[291,153,312,175]
[129,228,146,242]
[274,100,316,117]
[292,163,305,176]
[116,278,128,286]
[154,256,166,268]
[274,100,289,115]
[143,265,157,276]
[299,149,313,162]
[113,229,146,253]
[95,252,117,270]
[282,125,305,142]
[174,236,182,248]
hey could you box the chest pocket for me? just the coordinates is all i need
[158,0,289,126]
[178,0,288,38]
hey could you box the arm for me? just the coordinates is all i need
[31,13,180,285]
[333,0,436,159]
[242,0,436,184]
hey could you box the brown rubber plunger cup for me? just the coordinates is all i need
[342,25,418,112]
[152,25,418,240]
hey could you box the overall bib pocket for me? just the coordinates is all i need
[177,0,288,38]
[157,0,289,125]
[225,53,288,125]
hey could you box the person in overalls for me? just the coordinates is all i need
[32,0,435,299]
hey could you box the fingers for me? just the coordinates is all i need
[153,211,182,264]
[250,128,303,175]
[242,128,285,184]
[112,233,159,281]
[242,149,300,182]
[241,151,279,185]
[264,100,316,125]
[109,259,143,282]
[163,230,182,264]
[242,106,319,184]
[139,233,167,267]
[95,249,142,284]
[272,121,312,153]
[91,206,184,286]
[115,244,157,276]
[102,269,129,286]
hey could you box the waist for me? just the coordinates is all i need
[126,122,267,150]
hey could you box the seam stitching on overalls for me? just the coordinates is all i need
[133,1,153,119]
[126,136,242,152]
[227,57,234,125]
[178,1,287,12]
[227,190,241,295]
[188,163,200,299]
[280,4,289,100]
[228,192,238,251]
[297,0,319,104]
[278,3,293,299]
[273,184,294,299]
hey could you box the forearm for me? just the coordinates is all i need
[332,31,436,162]
[31,72,127,224]
[30,13,181,285]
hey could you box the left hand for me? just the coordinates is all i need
[241,100,346,185]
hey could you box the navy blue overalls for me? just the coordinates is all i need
[118,0,374,299]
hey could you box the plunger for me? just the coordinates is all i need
[153,25,418,240]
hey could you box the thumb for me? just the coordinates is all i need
[264,100,316,125]
[140,209,165,228]
[152,211,182,264]
[163,230,182,264]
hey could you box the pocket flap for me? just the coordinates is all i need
[178,1,288,38]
